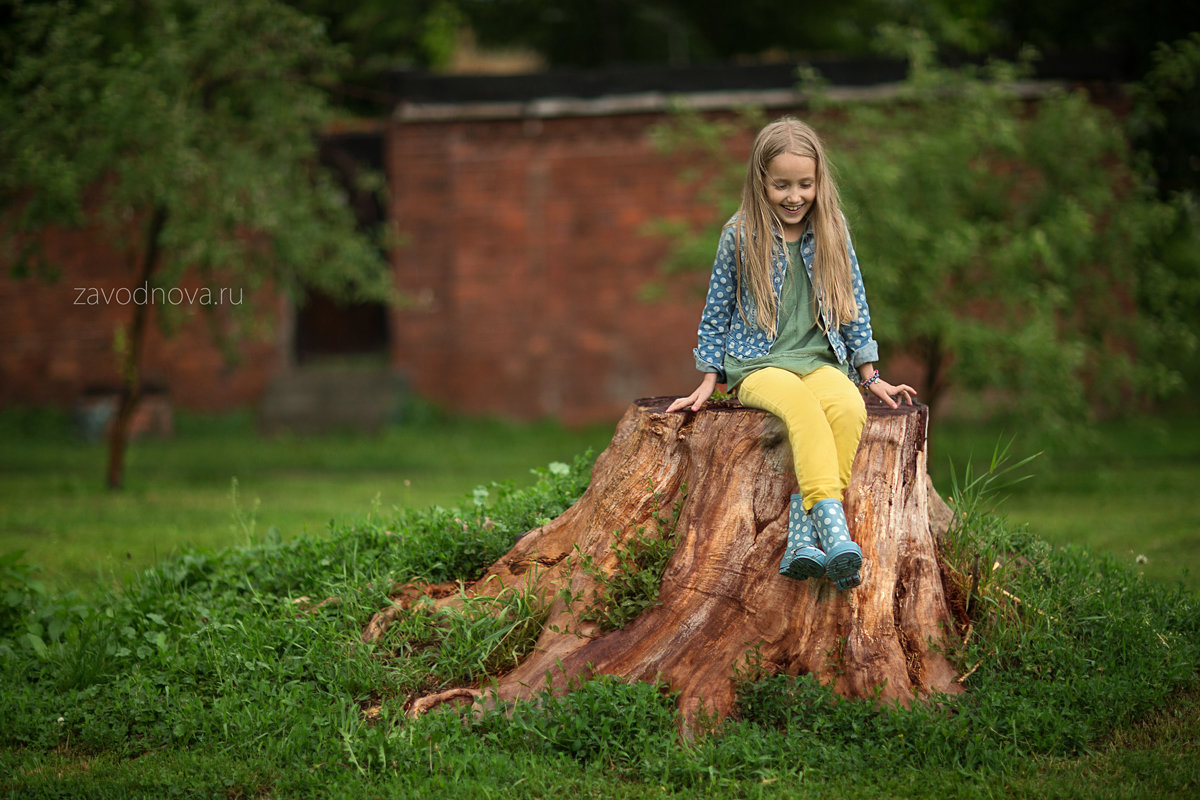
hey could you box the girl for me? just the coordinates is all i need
[667,117,915,590]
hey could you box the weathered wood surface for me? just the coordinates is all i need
[364,395,962,725]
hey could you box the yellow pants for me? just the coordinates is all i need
[737,365,867,511]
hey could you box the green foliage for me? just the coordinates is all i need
[455,0,1198,70]
[650,41,1198,434]
[0,552,91,662]
[484,675,679,769]
[577,485,684,632]
[837,37,1191,430]
[928,414,1200,593]
[381,457,594,585]
[380,585,549,696]
[283,0,465,113]
[730,460,1199,777]
[941,439,1040,609]
[1126,35,1200,392]
[0,0,392,309]
[0,452,596,763]
[1130,33,1200,197]
[1,0,399,487]
[0,408,614,594]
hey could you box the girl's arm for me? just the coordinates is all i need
[857,363,917,409]
[670,224,739,413]
[840,226,880,369]
[692,225,741,380]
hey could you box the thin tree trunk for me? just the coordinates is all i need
[106,205,168,490]
[922,334,946,412]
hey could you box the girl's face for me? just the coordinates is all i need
[764,152,817,241]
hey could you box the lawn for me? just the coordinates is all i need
[1,405,1196,595]
[1,405,1198,799]
[926,414,1200,594]
[0,408,615,592]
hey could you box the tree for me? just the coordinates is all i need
[282,0,465,113]
[456,0,901,68]
[648,40,1195,434]
[1126,34,1200,393]
[1130,33,1200,199]
[0,0,394,488]
[454,0,1200,71]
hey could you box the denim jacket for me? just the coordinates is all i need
[693,216,880,384]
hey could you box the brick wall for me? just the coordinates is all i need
[0,220,283,414]
[387,112,738,424]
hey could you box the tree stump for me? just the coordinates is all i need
[364,395,963,727]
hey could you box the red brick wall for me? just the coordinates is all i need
[0,221,283,413]
[387,112,735,424]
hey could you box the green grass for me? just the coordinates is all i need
[928,414,1200,594]
[1,431,1197,800]
[3,407,1195,596]
[0,408,615,592]
[0,406,1198,798]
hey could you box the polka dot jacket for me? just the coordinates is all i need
[692,216,880,384]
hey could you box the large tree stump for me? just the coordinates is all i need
[364,395,963,727]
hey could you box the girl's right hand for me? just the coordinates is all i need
[667,373,720,413]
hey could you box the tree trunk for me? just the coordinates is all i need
[365,395,963,727]
[106,205,168,490]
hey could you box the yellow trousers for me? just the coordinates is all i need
[737,365,867,511]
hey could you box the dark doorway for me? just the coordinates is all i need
[294,129,389,363]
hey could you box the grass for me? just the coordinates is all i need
[3,406,1196,595]
[927,414,1200,594]
[0,407,615,592]
[0,405,1197,798]
[0,427,1196,799]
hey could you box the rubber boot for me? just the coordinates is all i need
[779,494,826,581]
[810,498,862,590]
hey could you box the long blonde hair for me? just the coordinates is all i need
[729,117,858,337]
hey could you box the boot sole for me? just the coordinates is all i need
[780,549,826,581]
[824,545,862,583]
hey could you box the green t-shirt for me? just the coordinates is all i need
[724,240,845,389]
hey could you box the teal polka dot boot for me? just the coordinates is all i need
[810,498,862,590]
[779,494,826,581]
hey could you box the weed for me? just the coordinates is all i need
[822,635,848,676]
[724,442,1200,779]
[579,484,685,632]
[380,583,550,697]
[478,674,680,771]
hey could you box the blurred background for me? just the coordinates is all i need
[1,0,1198,592]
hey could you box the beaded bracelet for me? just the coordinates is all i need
[860,369,881,388]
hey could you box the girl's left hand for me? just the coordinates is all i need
[868,378,917,409]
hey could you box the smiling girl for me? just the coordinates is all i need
[667,117,915,590]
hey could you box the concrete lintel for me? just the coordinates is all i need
[393,80,1063,123]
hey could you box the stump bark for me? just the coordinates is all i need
[364,395,963,726]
